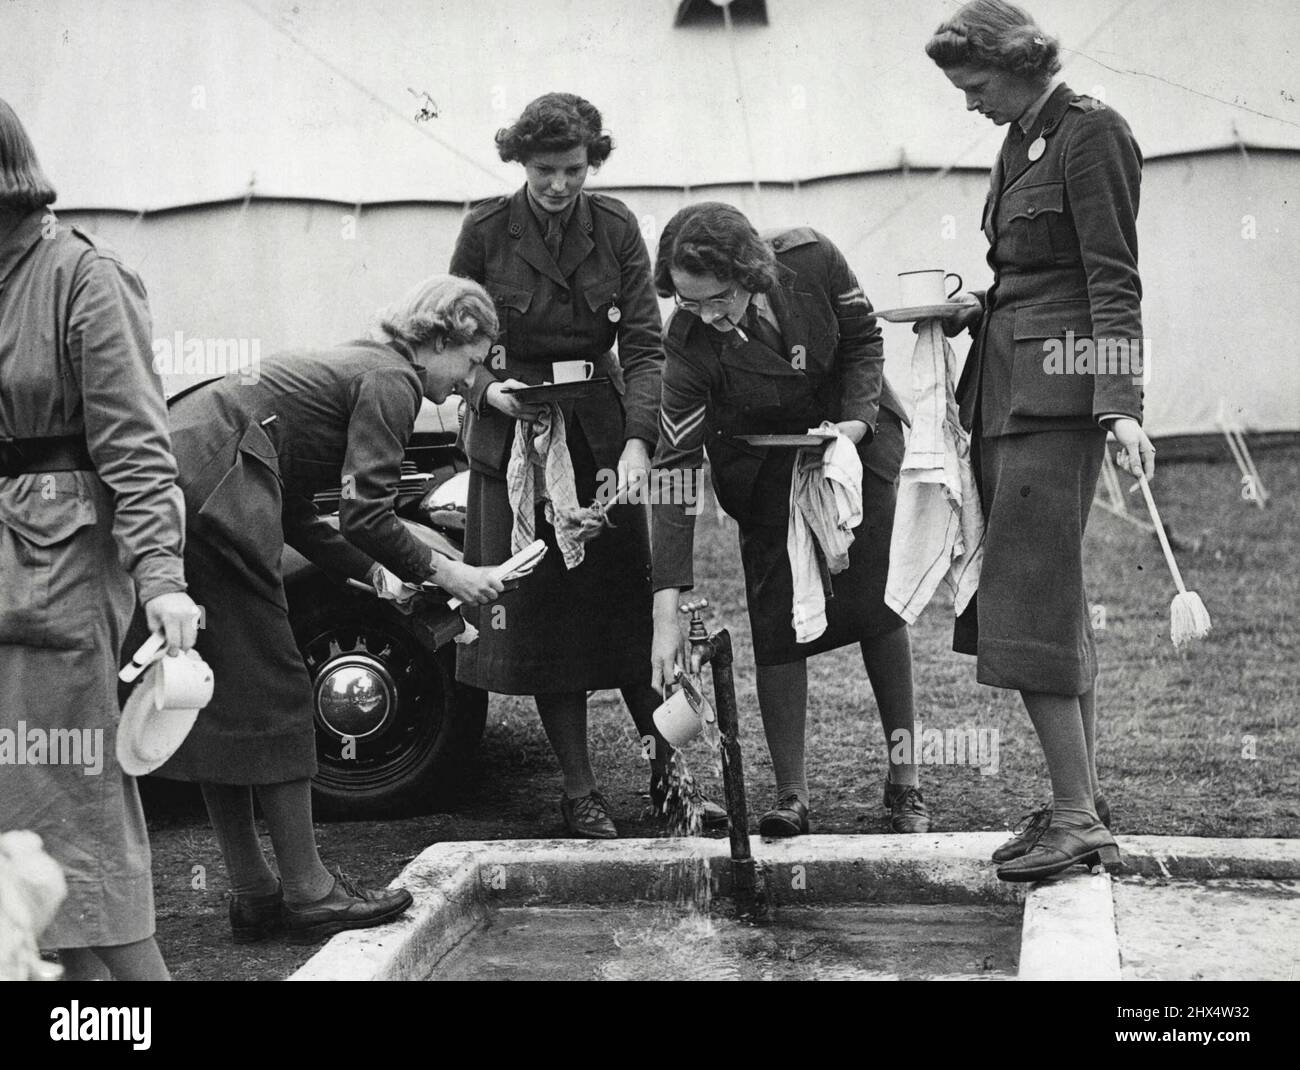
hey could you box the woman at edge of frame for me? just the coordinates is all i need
[0,96,200,979]
[927,0,1156,881]
[648,201,933,838]
[449,92,725,838]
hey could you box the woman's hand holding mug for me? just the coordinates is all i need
[144,591,202,655]
[651,588,686,696]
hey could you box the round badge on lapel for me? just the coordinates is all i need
[607,306,621,323]
[1027,136,1046,161]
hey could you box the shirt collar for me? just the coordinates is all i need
[1017,77,1062,133]
[525,186,577,233]
[749,290,780,330]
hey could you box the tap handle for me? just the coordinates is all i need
[679,597,709,618]
[679,597,709,641]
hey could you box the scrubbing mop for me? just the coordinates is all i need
[1134,472,1212,646]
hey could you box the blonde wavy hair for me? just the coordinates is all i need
[376,274,499,349]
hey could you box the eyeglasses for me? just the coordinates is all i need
[673,284,739,316]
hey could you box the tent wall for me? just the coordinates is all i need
[62,148,1299,438]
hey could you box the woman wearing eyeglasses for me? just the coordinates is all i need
[649,202,930,838]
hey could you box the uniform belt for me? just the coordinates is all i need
[0,435,94,477]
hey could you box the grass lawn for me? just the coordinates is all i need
[145,440,1298,980]
[542,439,1300,839]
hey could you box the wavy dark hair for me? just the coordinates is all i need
[0,97,56,211]
[654,202,779,297]
[925,0,1061,78]
[495,92,614,167]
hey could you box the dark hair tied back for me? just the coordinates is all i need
[654,202,779,298]
[925,0,1061,79]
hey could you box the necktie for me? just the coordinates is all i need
[545,213,564,261]
[743,303,786,359]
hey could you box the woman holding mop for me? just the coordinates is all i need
[648,202,930,838]
[926,0,1156,880]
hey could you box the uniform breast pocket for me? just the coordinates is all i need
[1009,300,1096,418]
[998,181,1065,267]
[583,277,620,315]
[0,473,103,650]
[487,283,533,363]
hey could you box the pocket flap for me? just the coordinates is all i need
[0,474,98,547]
[1003,181,1064,223]
[583,277,620,313]
[1013,300,1093,340]
[490,284,533,313]
[235,420,280,470]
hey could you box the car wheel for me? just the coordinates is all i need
[289,586,487,819]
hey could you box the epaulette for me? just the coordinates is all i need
[588,192,631,219]
[466,196,509,223]
[69,225,123,263]
[1069,95,1107,112]
[765,226,819,253]
[666,305,693,346]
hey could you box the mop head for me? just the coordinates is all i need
[1170,591,1212,647]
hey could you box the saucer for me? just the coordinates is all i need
[874,302,972,323]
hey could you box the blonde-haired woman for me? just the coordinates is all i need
[150,275,504,943]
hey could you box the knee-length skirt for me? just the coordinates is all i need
[953,428,1106,694]
[147,415,317,784]
[742,409,907,665]
[456,416,653,695]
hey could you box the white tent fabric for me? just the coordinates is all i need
[3,0,1298,436]
[6,0,1300,208]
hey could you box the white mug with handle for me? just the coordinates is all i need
[898,269,964,308]
[551,360,594,383]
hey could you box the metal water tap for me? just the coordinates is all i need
[680,598,714,674]
[676,595,764,921]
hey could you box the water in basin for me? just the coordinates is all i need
[430,901,1021,980]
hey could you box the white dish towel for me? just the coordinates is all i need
[885,320,985,624]
[788,424,863,644]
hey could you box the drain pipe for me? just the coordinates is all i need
[682,600,766,922]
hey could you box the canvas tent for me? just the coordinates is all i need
[3,0,1298,436]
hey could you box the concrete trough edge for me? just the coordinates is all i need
[289,834,1300,981]
[1018,871,1121,981]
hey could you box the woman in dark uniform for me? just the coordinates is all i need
[0,98,199,979]
[451,92,723,838]
[926,0,1156,880]
[649,202,930,838]
[153,275,503,942]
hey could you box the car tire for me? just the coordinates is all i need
[288,584,487,820]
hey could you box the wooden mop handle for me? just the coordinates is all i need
[1136,473,1188,595]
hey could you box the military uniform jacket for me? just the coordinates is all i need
[169,341,437,589]
[958,84,1145,436]
[449,186,663,476]
[651,227,908,592]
